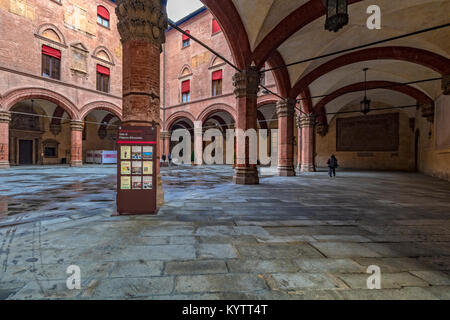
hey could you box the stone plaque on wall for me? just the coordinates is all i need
[336,113,399,152]
[435,96,450,150]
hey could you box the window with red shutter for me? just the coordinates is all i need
[212,70,223,96]
[42,45,61,80]
[212,19,221,34]
[181,80,191,103]
[97,6,110,28]
[182,30,190,47]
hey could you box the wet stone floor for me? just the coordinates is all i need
[0,165,450,300]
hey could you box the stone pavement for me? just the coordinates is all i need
[0,165,449,300]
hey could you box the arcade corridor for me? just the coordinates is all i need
[0,165,449,299]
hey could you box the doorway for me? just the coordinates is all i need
[19,140,33,165]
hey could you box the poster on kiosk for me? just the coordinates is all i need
[116,126,157,215]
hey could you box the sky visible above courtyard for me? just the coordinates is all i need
[167,0,204,22]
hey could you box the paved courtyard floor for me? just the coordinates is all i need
[0,165,449,300]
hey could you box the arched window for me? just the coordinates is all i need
[97,6,110,28]
[42,45,61,80]
[212,70,222,96]
[182,30,190,48]
[181,80,191,103]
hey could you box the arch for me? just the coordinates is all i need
[93,46,114,65]
[36,23,66,45]
[166,111,196,131]
[178,64,193,79]
[201,0,252,69]
[197,103,236,124]
[266,51,291,98]
[314,81,434,116]
[79,101,122,121]
[257,99,277,111]
[290,47,450,98]
[299,88,313,114]
[252,0,364,68]
[2,87,77,119]
[209,56,225,69]
[257,110,268,130]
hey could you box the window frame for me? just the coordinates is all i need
[42,53,61,80]
[96,72,110,93]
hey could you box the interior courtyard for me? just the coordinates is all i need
[0,0,449,300]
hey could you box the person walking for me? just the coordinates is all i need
[168,153,172,167]
[327,154,338,177]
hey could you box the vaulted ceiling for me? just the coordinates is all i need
[201,0,450,123]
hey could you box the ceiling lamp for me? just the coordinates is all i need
[325,0,349,32]
[360,68,371,115]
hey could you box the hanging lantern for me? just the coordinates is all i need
[360,68,371,115]
[325,0,349,32]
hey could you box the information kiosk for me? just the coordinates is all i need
[116,126,157,215]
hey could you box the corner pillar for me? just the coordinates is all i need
[0,111,11,169]
[276,99,296,176]
[232,67,260,185]
[70,120,84,167]
[194,121,203,165]
[297,113,316,172]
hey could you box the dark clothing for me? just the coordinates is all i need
[162,154,167,162]
[328,167,336,177]
[327,156,338,177]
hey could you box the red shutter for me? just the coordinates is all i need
[182,30,190,41]
[181,80,190,93]
[42,45,61,59]
[97,64,110,76]
[212,19,221,34]
[212,70,222,81]
[97,6,110,20]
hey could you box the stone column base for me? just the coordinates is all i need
[157,174,164,207]
[70,160,83,167]
[0,161,10,169]
[278,165,296,177]
[233,166,259,185]
[300,164,315,172]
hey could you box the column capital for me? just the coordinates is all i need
[316,122,329,137]
[160,131,171,139]
[420,103,435,123]
[442,74,450,95]
[70,120,84,131]
[232,67,260,99]
[0,111,11,123]
[116,0,168,50]
[276,99,296,118]
[296,113,316,128]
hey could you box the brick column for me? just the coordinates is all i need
[232,67,260,184]
[160,131,170,164]
[296,117,302,172]
[276,99,296,176]
[194,121,203,165]
[70,120,84,167]
[116,0,168,206]
[0,111,11,169]
[298,113,316,172]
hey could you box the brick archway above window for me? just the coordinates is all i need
[35,23,67,47]
[2,87,78,119]
[79,101,122,121]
